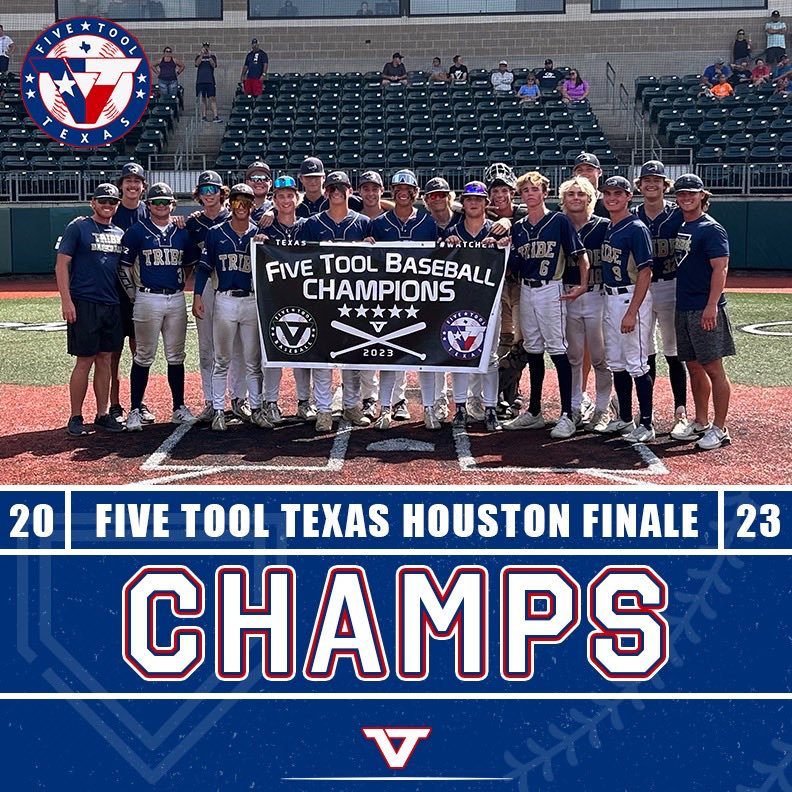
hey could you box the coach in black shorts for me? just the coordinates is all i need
[672,174,735,451]
[55,184,126,437]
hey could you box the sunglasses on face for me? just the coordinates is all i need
[164,49,172,53]
[326,184,347,194]
[248,174,271,183]
[198,185,220,195]
[229,198,253,209]
[427,191,447,199]
[149,198,173,206]
[95,198,119,205]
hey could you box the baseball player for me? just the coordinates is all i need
[192,183,272,431]
[296,157,364,219]
[246,161,274,223]
[297,171,372,432]
[672,173,734,450]
[119,183,197,431]
[367,170,440,430]
[440,181,502,432]
[599,175,655,443]
[572,152,607,217]
[633,160,689,438]
[502,171,589,439]
[559,175,613,431]
[54,183,126,436]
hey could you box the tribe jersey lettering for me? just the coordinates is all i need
[370,209,438,241]
[633,202,684,281]
[600,216,653,287]
[120,220,196,291]
[195,221,258,294]
[440,218,495,244]
[297,210,371,242]
[509,210,584,280]
[675,214,730,312]
[58,217,123,304]
[563,215,608,287]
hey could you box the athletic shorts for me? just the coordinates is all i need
[242,77,263,96]
[196,82,216,98]
[116,280,135,339]
[67,300,124,358]
[675,306,736,365]
[0,56,8,73]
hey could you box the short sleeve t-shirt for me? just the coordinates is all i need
[59,218,124,304]
[674,214,730,311]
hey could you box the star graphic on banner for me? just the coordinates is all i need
[388,305,402,318]
[81,21,91,30]
[137,73,147,83]
[338,303,352,317]
[54,71,76,96]
[25,73,34,84]
[26,90,35,99]
[405,305,419,318]
[355,304,369,317]
[371,304,385,318]
[135,90,145,99]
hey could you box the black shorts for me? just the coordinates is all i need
[116,280,135,339]
[675,305,736,365]
[0,56,8,74]
[196,82,216,98]
[67,300,124,358]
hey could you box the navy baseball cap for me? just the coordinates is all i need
[573,152,601,169]
[245,161,271,178]
[325,171,351,188]
[197,170,223,187]
[460,181,488,200]
[92,183,120,201]
[229,183,255,200]
[674,173,707,192]
[639,160,666,178]
[299,157,325,177]
[118,162,145,183]
[423,176,451,193]
[359,170,384,188]
[146,182,175,200]
[603,176,633,193]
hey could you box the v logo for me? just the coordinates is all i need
[277,320,310,346]
[361,727,432,769]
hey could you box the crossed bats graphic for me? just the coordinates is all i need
[330,320,427,360]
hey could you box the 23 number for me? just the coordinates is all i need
[735,503,781,538]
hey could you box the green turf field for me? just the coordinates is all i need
[0,293,789,387]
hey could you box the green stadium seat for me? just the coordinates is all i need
[749,145,779,162]
[704,133,729,148]
[539,149,566,166]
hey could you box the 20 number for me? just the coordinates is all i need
[9,503,54,538]
[736,503,781,538]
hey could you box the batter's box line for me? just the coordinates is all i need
[453,429,668,486]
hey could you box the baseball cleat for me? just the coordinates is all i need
[126,408,144,432]
[623,423,656,444]
[343,406,372,426]
[602,417,633,434]
[108,403,125,424]
[171,405,196,425]
[94,413,126,433]
[670,407,689,438]
[484,407,501,432]
[579,392,595,424]
[503,411,545,431]
[231,398,252,422]
[392,399,411,421]
[139,403,156,424]
[465,397,485,422]
[374,408,392,430]
[264,402,284,425]
[424,406,442,430]
[452,406,468,429]
[211,410,227,432]
[586,409,611,433]
[550,414,577,439]
[195,401,215,423]
[671,420,709,441]
[696,426,731,450]
[361,398,378,420]
[296,400,318,421]
[315,411,334,433]
[433,397,450,421]
[251,408,274,429]
[66,416,88,437]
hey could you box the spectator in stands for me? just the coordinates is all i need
[697,80,715,100]
[535,59,564,93]
[382,52,408,86]
[517,73,540,104]
[732,28,752,63]
[561,68,589,104]
[429,57,448,82]
[772,54,792,79]
[730,59,752,87]
[195,43,221,123]
[277,0,298,15]
[711,73,734,99]
[702,57,733,86]
[766,10,787,65]
[774,74,790,96]
[491,60,514,94]
[154,47,184,100]
[0,24,14,78]
[449,55,468,83]
[240,38,268,97]
[751,57,771,86]
[356,1,373,14]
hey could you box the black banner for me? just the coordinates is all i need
[253,242,506,372]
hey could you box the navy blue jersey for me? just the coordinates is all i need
[113,202,148,232]
[186,208,231,253]
[58,217,123,304]
[265,218,304,245]
[675,214,730,311]
[509,210,585,281]
[120,219,196,291]
[194,220,258,295]
[440,217,495,245]
[370,209,438,242]
[563,214,609,287]
[296,194,364,219]
[297,210,371,242]
[251,199,274,224]
[600,215,653,288]
[633,201,684,281]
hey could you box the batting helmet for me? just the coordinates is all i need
[484,162,516,190]
[229,183,255,200]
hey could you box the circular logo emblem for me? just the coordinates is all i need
[269,307,318,355]
[21,18,151,148]
[441,310,487,360]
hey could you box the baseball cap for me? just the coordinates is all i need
[229,183,255,200]
[146,182,175,200]
[716,57,725,64]
[460,181,488,200]
[573,152,601,169]
[272,175,298,191]
[544,59,553,65]
[603,176,633,193]
[392,52,403,59]
[325,171,351,188]
[93,183,120,201]
[202,41,210,46]
[423,176,451,193]
[359,170,384,188]
[299,157,325,177]
[197,170,223,188]
[673,173,707,192]
[638,160,667,178]
[772,10,780,17]
[391,169,418,188]
[118,162,145,182]
[251,38,258,44]
[245,161,271,178]
[499,60,508,66]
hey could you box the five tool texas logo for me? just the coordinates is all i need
[21,17,150,147]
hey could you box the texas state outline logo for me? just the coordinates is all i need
[21,17,151,148]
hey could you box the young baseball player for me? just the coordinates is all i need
[119,183,197,431]
[672,173,735,450]
[502,171,589,439]
[633,160,689,437]
[559,175,612,431]
[192,183,272,432]
[55,183,127,437]
[599,175,655,443]
[295,157,365,219]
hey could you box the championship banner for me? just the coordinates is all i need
[3,486,791,789]
[253,242,507,372]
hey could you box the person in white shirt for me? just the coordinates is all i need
[491,60,514,94]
